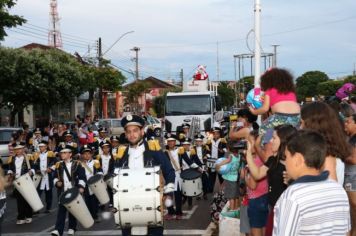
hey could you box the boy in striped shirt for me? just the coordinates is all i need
[273,130,351,236]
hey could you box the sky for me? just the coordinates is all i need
[2,0,356,83]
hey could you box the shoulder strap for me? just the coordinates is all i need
[166,150,180,171]
[82,161,93,174]
[63,162,72,181]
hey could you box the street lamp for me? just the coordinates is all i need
[102,30,135,56]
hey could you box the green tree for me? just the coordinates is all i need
[0,0,26,40]
[296,71,329,101]
[317,80,344,97]
[124,80,150,114]
[217,81,236,109]
[0,47,94,125]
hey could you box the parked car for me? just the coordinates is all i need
[144,115,162,137]
[0,127,22,165]
[97,119,124,136]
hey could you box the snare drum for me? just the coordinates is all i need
[59,188,94,228]
[113,166,163,228]
[180,169,202,197]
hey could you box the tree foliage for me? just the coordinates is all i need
[124,80,150,114]
[217,81,236,109]
[0,0,26,40]
[296,71,329,101]
[317,80,344,97]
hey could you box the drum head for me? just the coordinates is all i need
[180,169,202,180]
[88,174,103,185]
[59,188,79,205]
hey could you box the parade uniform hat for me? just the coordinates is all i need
[34,128,42,134]
[212,127,222,132]
[98,127,108,133]
[121,115,145,128]
[182,137,192,145]
[64,130,74,137]
[99,139,111,148]
[80,145,93,154]
[182,123,190,129]
[59,144,74,153]
[13,144,25,150]
[194,133,205,141]
[110,135,120,142]
[38,140,48,147]
[164,133,177,141]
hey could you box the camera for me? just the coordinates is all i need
[231,140,247,150]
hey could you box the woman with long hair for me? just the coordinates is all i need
[246,125,297,236]
[300,102,350,184]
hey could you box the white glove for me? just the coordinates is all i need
[190,163,199,169]
[164,197,173,207]
[163,183,175,194]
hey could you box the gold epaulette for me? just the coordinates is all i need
[55,161,62,169]
[93,159,101,169]
[179,133,185,140]
[26,154,33,161]
[190,148,196,155]
[7,156,13,164]
[206,139,212,145]
[72,143,78,148]
[205,145,210,151]
[32,152,40,161]
[220,138,227,143]
[148,139,161,151]
[117,146,127,159]
[95,154,101,160]
[29,138,33,145]
[178,147,185,155]
[48,151,55,158]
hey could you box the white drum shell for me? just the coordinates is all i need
[62,190,94,228]
[88,175,110,205]
[13,173,44,212]
[182,178,202,197]
[32,174,42,189]
[113,166,162,227]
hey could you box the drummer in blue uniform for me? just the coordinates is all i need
[116,115,175,236]
[80,145,102,223]
[51,145,86,236]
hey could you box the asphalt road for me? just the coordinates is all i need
[1,186,214,236]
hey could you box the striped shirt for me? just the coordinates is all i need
[273,171,350,236]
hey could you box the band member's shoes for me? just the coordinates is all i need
[68,229,75,235]
[164,214,175,220]
[196,196,201,200]
[50,230,60,236]
[25,218,32,224]
[175,215,183,220]
[16,219,25,225]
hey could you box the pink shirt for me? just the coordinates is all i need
[264,88,297,107]
[247,156,268,199]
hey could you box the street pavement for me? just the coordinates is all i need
[2,186,214,236]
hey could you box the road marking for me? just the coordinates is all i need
[2,229,206,235]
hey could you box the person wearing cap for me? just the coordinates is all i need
[32,141,57,213]
[193,134,210,200]
[51,145,86,236]
[92,127,109,155]
[6,144,35,225]
[56,131,78,157]
[96,140,116,206]
[116,115,175,236]
[206,127,227,192]
[110,135,122,158]
[177,123,190,146]
[29,128,43,153]
[178,137,202,208]
[80,145,102,222]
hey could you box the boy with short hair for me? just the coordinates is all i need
[273,130,351,236]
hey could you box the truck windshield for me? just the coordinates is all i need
[165,95,211,115]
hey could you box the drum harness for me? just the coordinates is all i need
[166,150,180,172]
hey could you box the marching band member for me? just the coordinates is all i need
[96,140,115,206]
[80,145,102,222]
[32,141,57,213]
[51,146,86,236]
[206,127,227,192]
[178,138,201,208]
[193,134,210,200]
[6,144,35,224]
[110,135,121,158]
[29,128,43,153]
[116,115,175,236]
[56,131,78,157]
[92,128,109,155]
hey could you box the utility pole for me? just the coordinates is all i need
[97,37,103,118]
[131,47,140,81]
[272,44,279,67]
[353,63,356,76]
[180,69,184,88]
[254,0,261,88]
[216,41,220,81]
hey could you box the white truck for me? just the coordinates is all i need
[163,79,221,134]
